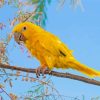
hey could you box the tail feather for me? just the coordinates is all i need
[67,59,100,77]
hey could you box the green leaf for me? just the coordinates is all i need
[28,90,33,93]
[42,19,46,27]
[47,0,52,4]
[43,11,47,20]
[31,0,39,4]
[33,14,39,20]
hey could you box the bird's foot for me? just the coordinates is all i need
[35,66,48,78]
[35,66,52,78]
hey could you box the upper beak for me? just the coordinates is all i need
[13,32,26,45]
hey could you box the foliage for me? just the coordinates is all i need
[0,71,81,100]
[0,0,96,100]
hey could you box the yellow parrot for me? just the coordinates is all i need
[12,22,100,77]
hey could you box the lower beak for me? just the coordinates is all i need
[14,32,26,45]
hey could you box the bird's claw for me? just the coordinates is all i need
[35,66,48,78]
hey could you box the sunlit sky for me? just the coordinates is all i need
[0,0,100,100]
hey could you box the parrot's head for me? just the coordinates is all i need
[12,22,35,44]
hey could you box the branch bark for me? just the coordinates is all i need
[0,63,100,86]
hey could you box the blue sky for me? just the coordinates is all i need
[0,0,100,100]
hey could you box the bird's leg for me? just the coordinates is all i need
[35,66,41,77]
[35,65,48,78]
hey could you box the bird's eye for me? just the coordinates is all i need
[23,26,26,30]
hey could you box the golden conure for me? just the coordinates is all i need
[12,22,100,77]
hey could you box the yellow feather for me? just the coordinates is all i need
[12,22,100,77]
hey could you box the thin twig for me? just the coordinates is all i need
[0,63,100,86]
[23,5,37,22]
[0,87,12,100]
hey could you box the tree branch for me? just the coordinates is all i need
[0,63,100,86]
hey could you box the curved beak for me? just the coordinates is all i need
[13,32,26,45]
